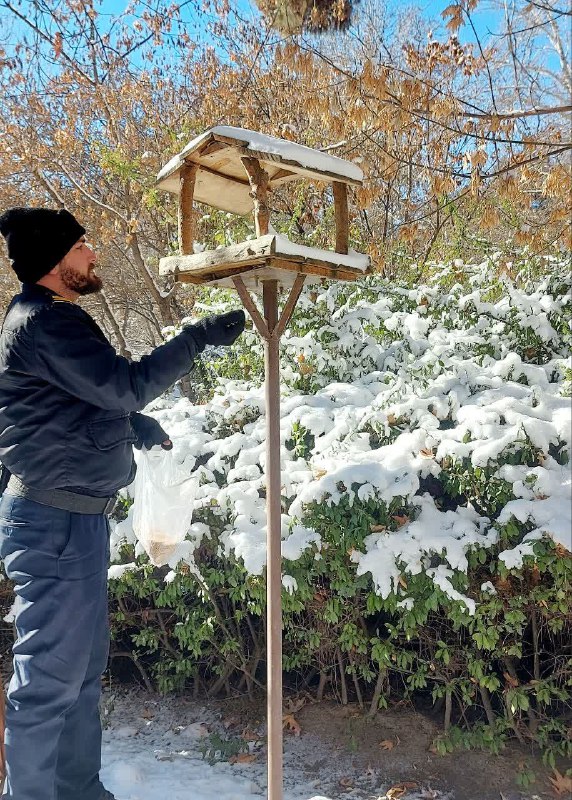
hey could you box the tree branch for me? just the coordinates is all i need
[1,0,96,86]
[54,162,129,222]
[463,104,572,119]
[526,1,571,16]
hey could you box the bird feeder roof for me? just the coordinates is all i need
[156,126,364,215]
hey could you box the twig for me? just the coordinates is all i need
[369,669,387,717]
[464,104,572,120]
[110,650,155,694]
[479,685,496,727]
[336,648,348,705]
[317,671,329,702]
[444,687,452,733]
[347,651,363,709]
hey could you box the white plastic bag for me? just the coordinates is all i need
[131,447,197,566]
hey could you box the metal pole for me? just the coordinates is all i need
[263,279,283,800]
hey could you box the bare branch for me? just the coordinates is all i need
[526,1,571,15]
[33,169,65,207]
[463,104,572,119]
[1,0,96,86]
[55,163,129,223]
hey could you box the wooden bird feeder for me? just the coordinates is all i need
[157,126,370,800]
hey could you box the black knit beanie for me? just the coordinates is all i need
[0,207,86,283]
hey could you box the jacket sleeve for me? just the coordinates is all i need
[31,303,203,411]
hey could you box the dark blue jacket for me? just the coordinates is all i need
[0,284,202,495]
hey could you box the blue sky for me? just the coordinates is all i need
[89,0,564,83]
[94,0,504,48]
[2,0,564,75]
[421,0,501,38]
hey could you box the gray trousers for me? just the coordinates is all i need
[0,493,110,800]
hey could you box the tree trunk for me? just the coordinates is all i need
[129,234,175,328]
[99,290,132,358]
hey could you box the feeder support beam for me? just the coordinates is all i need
[232,275,306,343]
[333,181,349,255]
[263,278,283,800]
[274,274,305,340]
[241,157,271,237]
[178,162,199,255]
[232,276,270,339]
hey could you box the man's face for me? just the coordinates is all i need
[58,236,102,295]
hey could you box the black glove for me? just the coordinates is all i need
[184,309,245,349]
[130,412,172,450]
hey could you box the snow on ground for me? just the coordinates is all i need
[100,691,453,800]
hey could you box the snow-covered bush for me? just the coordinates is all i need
[108,253,571,766]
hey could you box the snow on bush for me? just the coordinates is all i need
[108,253,571,762]
[113,255,571,612]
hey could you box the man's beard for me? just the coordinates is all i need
[60,264,103,295]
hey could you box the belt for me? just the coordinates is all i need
[6,475,117,515]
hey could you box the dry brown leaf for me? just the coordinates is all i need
[380,738,396,750]
[386,782,419,799]
[53,31,63,59]
[370,524,387,532]
[392,514,410,528]
[140,708,155,720]
[229,752,257,765]
[283,696,306,716]
[420,448,434,457]
[503,671,519,688]
[240,728,260,742]
[339,776,353,787]
[549,768,572,795]
[398,575,408,590]
[282,713,302,736]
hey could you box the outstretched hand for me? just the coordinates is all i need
[186,309,246,348]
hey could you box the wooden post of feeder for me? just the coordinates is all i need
[240,154,282,800]
[178,162,199,255]
[241,157,270,236]
[333,181,349,255]
[232,270,305,800]
[263,278,282,800]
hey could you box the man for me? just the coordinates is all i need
[0,207,245,800]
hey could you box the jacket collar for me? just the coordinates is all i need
[20,283,71,302]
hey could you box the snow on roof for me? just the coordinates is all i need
[156,126,364,214]
[274,234,369,271]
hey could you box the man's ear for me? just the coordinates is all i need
[47,263,61,276]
